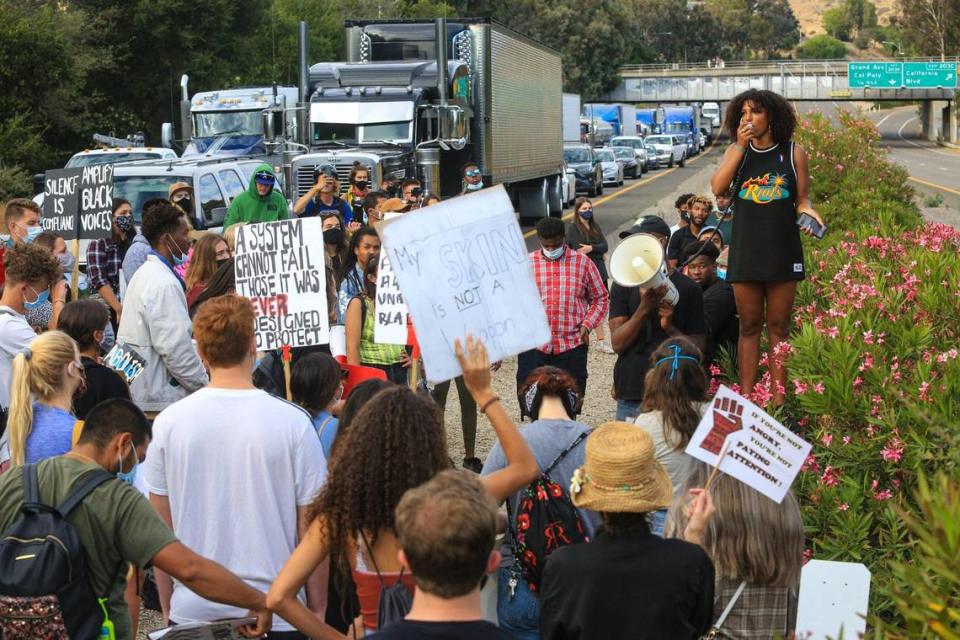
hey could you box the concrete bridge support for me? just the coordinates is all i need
[920,100,937,141]
[944,101,958,144]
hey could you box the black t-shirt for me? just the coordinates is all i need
[667,226,698,262]
[73,356,131,419]
[366,619,514,639]
[702,280,739,364]
[609,271,706,402]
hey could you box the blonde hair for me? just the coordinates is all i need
[223,223,246,253]
[8,331,80,465]
[665,461,804,587]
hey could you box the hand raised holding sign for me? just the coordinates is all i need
[454,335,492,403]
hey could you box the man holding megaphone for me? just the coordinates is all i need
[608,216,706,422]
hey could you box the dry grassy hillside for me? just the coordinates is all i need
[791,0,898,36]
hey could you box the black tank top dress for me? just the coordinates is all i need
[726,141,805,283]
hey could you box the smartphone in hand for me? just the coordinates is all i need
[797,212,826,239]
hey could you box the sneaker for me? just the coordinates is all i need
[463,457,483,473]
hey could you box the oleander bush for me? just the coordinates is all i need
[717,109,960,636]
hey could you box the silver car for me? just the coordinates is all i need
[610,136,649,174]
[595,147,624,186]
[644,135,686,168]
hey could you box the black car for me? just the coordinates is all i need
[563,144,603,197]
[611,146,640,179]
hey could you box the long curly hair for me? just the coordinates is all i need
[308,385,452,567]
[723,89,797,147]
[640,338,708,451]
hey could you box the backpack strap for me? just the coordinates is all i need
[543,429,594,478]
[316,415,335,441]
[359,530,387,589]
[712,581,747,632]
[57,470,115,518]
[21,463,42,510]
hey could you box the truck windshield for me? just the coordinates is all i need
[66,152,165,168]
[663,122,688,134]
[311,121,412,145]
[361,121,411,144]
[563,148,590,163]
[113,176,193,222]
[193,110,262,137]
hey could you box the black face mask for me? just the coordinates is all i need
[353,180,369,191]
[323,228,344,246]
[410,187,422,198]
[216,258,230,270]
[176,198,193,213]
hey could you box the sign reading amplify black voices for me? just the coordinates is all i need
[41,165,115,240]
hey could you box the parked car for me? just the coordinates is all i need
[563,144,604,197]
[610,136,649,174]
[65,147,179,168]
[645,135,686,168]
[698,130,707,150]
[595,147,624,186]
[562,160,577,206]
[644,142,661,170]
[611,146,640,179]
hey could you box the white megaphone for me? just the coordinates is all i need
[610,233,679,306]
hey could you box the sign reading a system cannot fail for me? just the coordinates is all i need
[234,218,329,350]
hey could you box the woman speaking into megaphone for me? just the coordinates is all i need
[710,89,825,406]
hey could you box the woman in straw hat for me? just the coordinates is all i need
[666,462,804,640]
[539,422,716,640]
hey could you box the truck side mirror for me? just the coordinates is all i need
[262,110,280,142]
[161,123,174,149]
[210,207,228,227]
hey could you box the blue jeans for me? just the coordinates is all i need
[616,399,641,422]
[649,509,667,537]
[496,566,540,640]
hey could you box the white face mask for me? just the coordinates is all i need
[465,181,484,191]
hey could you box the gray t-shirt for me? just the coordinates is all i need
[634,404,707,494]
[481,418,600,566]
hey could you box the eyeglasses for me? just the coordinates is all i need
[465,169,481,177]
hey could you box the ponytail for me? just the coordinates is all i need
[8,352,35,466]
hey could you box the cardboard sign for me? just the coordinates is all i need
[686,385,812,503]
[379,185,550,383]
[373,250,408,345]
[234,218,330,350]
[42,168,81,239]
[103,341,146,385]
[796,560,871,639]
[77,164,115,239]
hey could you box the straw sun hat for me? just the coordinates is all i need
[569,422,673,513]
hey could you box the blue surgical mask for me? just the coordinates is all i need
[24,286,50,311]
[541,245,565,261]
[717,266,727,280]
[465,181,484,191]
[579,209,594,220]
[24,225,43,244]
[167,234,189,266]
[117,442,138,485]
[58,252,75,274]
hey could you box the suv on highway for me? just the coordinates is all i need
[563,144,604,197]
[645,135,686,168]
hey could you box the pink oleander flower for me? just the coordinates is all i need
[813,382,825,394]
[919,382,932,402]
[821,433,833,446]
[842,435,851,446]
[874,489,893,501]
[803,549,813,564]
[793,379,809,395]
[852,377,864,390]
[820,466,839,487]
[838,502,849,511]
[835,163,844,171]
[881,437,904,463]
[826,326,839,338]
[862,330,874,344]
[709,364,722,377]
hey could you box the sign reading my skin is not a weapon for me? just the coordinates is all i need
[41,165,115,240]
[686,385,812,503]
[378,185,550,383]
[233,218,329,350]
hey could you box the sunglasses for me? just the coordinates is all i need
[465,169,481,177]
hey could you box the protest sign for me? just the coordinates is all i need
[796,560,870,639]
[234,218,329,350]
[379,185,550,383]
[685,385,812,503]
[103,342,147,385]
[77,164,114,239]
[374,212,408,345]
[42,168,81,240]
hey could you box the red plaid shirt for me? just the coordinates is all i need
[531,247,609,354]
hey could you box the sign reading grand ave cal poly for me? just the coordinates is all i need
[849,61,959,89]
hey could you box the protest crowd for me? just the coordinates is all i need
[0,89,829,639]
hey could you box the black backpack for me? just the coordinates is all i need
[0,463,115,639]
[360,532,412,633]
[506,430,593,595]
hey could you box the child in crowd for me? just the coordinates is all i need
[291,351,344,460]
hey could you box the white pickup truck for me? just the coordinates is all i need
[643,134,687,168]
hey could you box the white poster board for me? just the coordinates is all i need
[686,385,812,503]
[796,560,871,639]
[379,185,550,383]
[234,218,329,350]
[374,212,409,345]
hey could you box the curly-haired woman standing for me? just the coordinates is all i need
[710,89,825,404]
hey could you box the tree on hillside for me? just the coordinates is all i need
[626,0,722,64]
[705,0,800,59]
[898,0,958,59]
[798,34,848,58]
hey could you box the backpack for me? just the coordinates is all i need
[506,430,593,595]
[0,463,115,639]
[360,532,412,632]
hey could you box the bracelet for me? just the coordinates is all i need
[479,395,501,414]
[53,299,66,304]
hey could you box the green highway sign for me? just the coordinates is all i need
[903,62,958,88]
[848,62,904,88]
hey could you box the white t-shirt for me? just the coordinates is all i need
[634,403,707,494]
[0,305,37,408]
[143,387,327,630]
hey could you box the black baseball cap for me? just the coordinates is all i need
[315,164,337,179]
[619,215,671,239]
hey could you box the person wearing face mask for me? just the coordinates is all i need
[87,198,137,331]
[0,397,274,640]
[0,244,64,424]
[343,163,372,224]
[169,182,194,218]
[224,163,291,228]
[345,254,410,384]
[461,162,485,194]
[0,198,44,289]
[294,164,354,226]
[2,330,85,468]
[320,213,348,281]
[566,197,614,354]
[27,232,71,333]
[117,202,208,416]
[184,233,230,309]
[517,217,609,416]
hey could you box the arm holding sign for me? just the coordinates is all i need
[455,336,538,503]
[345,297,362,366]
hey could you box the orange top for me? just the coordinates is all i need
[351,568,416,631]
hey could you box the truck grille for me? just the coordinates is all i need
[295,163,356,197]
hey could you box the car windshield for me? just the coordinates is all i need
[193,110,262,137]
[612,148,634,160]
[66,152,165,168]
[596,149,615,162]
[563,148,591,163]
[113,175,193,223]
[612,138,641,149]
[646,136,671,145]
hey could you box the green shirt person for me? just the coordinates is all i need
[223,163,290,229]
[0,398,271,639]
